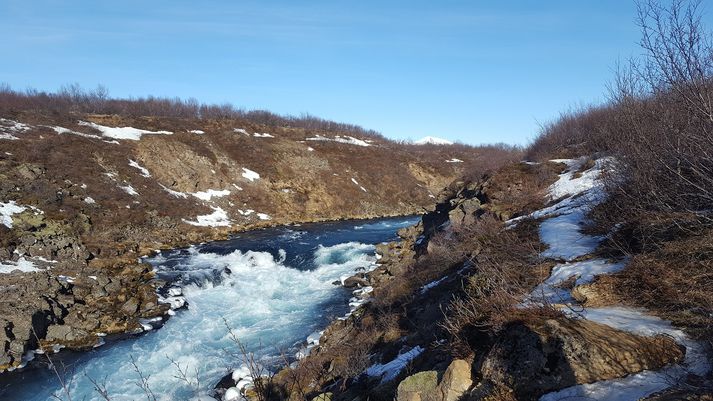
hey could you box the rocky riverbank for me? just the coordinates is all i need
[0,111,514,373]
[264,158,710,401]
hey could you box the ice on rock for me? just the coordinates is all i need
[231,366,252,382]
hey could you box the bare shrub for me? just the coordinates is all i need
[130,355,157,401]
[441,217,556,353]
[525,104,619,161]
[0,84,385,140]
[526,0,713,236]
[222,317,276,401]
[602,0,713,225]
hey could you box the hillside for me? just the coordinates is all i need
[0,105,519,372]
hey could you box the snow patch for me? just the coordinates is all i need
[0,201,26,228]
[120,185,139,196]
[306,135,371,147]
[191,189,230,201]
[159,184,188,198]
[50,126,103,140]
[128,159,151,177]
[526,157,712,400]
[529,259,627,304]
[414,136,453,145]
[0,258,41,274]
[366,346,424,383]
[78,121,172,140]
[419,276,448,294]
[183,207,232,227]
[445,158,463,163]
[233,128,249,135]
[548,157,608,200]
[257,213,271,221]
[241,168,260,182]
[351,178,367,192]
[253,132,274,138]
[189,129,205,134]
[0,118,31,140]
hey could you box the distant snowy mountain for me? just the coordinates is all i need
[414,136,453,145]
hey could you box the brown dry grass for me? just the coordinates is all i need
[441,217,558,355]
[589,219,713,344]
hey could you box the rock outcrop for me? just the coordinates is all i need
[480,317,684,398]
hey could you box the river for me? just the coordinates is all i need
[0,216,419,401]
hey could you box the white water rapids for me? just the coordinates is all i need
[0,217,418,401]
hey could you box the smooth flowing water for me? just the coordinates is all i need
[0,216,419,401]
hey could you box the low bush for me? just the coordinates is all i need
[527,0,713,235]
[441,217,556,355]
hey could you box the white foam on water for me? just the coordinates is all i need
[16,241,378,400]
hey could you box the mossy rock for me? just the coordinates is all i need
[12,210,46,229]
[398,370,438,393]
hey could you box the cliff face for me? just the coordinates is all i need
[0,111,491,370]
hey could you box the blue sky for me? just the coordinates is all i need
[0,1,700,145]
